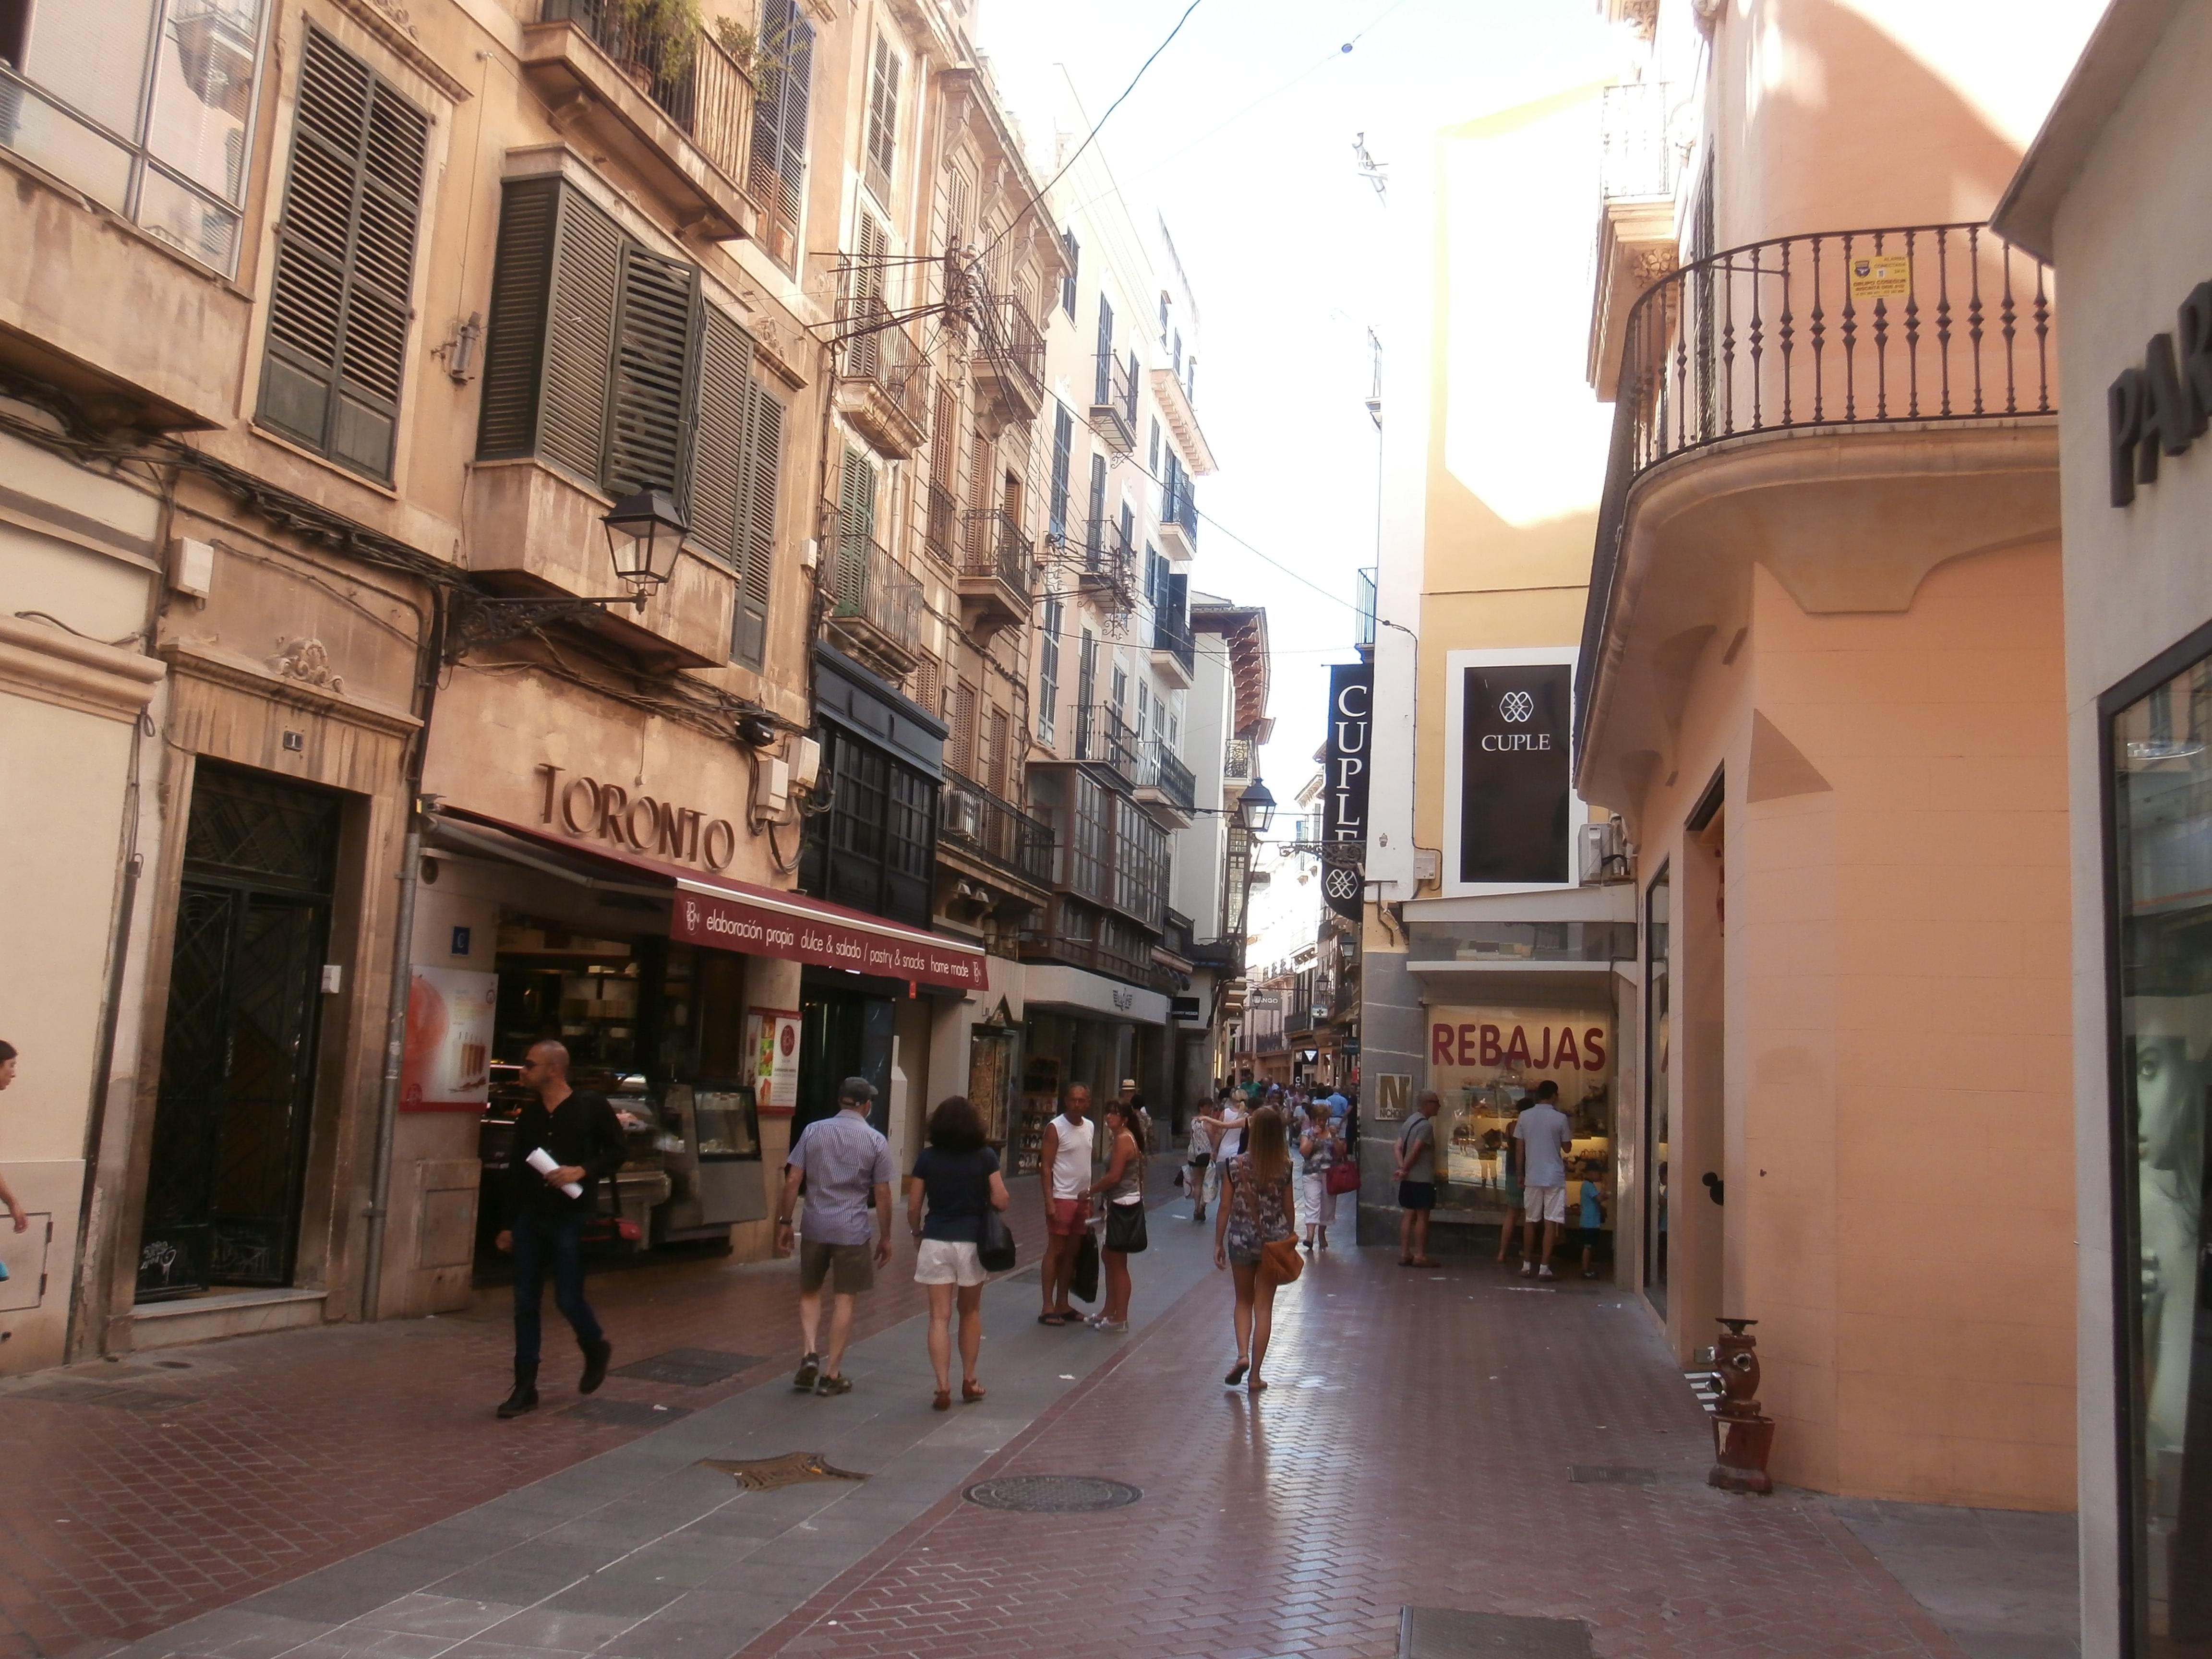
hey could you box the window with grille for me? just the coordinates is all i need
[257,26,427,480]
[3,0,274,276]
[862,31,900,206]
[1036,595,1061,746]
[476,175,775,661]
[748,0,813,266]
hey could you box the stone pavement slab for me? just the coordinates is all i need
[94,1184,1220,1659]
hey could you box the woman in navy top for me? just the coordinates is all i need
[906,1096,1010,1410]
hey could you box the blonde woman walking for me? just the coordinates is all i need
[1214,1105,1298,1393]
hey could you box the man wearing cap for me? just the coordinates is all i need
[775,1078,895,1395]
[1116,1077,1153,1148]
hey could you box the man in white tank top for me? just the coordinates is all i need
[1035,1084,1094,1324]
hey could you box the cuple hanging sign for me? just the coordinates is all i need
[1323,662,1372,920]
[671,882,990,992]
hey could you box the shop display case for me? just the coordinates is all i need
[1012,1092,1059,1175]
[657,1082,767,1238]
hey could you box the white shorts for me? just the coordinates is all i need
[1525,1184,1567,1225]
[913,1238,986,1286]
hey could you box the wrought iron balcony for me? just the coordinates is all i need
[972,290,1045,424]
[828,529,923,680]
[1224,737,1253,781]
[1599,81,1677,203]
[1070,702,1142,788]
[1134,739,1197,823]
[834,296,929,459]
[1091,349,1138,451]
[1159,468,1198,555]
[1578,220,2055,751]
[939,771,1054,888]
[1150,605,1195,687]
[1080,516,1136,604]
[958,508,1032,639]
[528,0,757,241]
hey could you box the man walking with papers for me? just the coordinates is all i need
[493,1040,628,1419]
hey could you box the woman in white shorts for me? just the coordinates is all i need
[906,1096,1010,1411]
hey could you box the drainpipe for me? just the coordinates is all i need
[361,586,446,1322]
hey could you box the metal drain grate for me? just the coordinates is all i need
[1400,1607,1593,1658]
[12,1381,197,1413]
[963,1475,1141,1513]
[1567,1465,1657,1486]
[564,1399,691,1427]
[612,1349,763,1387]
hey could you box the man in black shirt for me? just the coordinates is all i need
[493,1040,628,1419]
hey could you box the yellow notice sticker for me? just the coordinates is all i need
[1849,252,1911,302]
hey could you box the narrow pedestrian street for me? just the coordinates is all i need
[3,1179,2071,1659]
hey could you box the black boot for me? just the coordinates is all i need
[579,1338,612,1395]
[496,1363,540,1419]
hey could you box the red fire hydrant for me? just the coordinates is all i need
[1707,1317,1776,1495]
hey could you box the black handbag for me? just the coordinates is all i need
[1105,1200,1148,1254]
[1071,1229,1101,1302]
[979,1205,1017,1273]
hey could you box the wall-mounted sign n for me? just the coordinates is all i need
[1323,663,1372,920]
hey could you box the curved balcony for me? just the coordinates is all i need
[1577,221,2058,769]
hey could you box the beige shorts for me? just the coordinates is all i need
[1525,1184,1567,1225]
[914,1238,986,1287]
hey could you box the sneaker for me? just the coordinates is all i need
[793,1351,820,1391]
[1519,1261,1534,1277]
[1538,1264,1556,1280]
[815,1373,854,1396]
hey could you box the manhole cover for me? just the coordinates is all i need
[962,1475,1141,1513]
[1401,1607,1592,1657]
[565,1399,691,1427]
[700,1452,866,1492]
[613,1349,763,1387]
[1568,1465,1657,1486]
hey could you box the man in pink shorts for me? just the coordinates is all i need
[1035,1084,1094,1324]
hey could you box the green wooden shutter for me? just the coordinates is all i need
[847,211,885,380]
[475,178,558,460]
[1085,452,1106,559]
[686,303,755,568]
[604,245,699,499]
[731,374,781,666]
[1048,403,1072,540]
[477,177,623,480]
[751,0,814,242]
[259,26,427,481]
[864,33,899,203]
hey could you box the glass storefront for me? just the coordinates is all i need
[2113,662,2212,1655]
[1644,867,1670,1318]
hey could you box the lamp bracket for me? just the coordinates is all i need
[443,594,645,662]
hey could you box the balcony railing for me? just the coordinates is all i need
[541,0,752,185]
[1161,470,1199,547]
[940,772,1054,886]
[1355,567,1378,649]
[924,482,959,566]
[1224,737,1253,781]
[1091,349,1138,447]
[1578,220,2055,754]
[1599,82,1676,202]
[1140,740,1196,814]
[834,296,929,451]
[963,508,1031,598]
[1081,515,1136,601]
[830,530,922,663]
[1071,702,1142,784]
[974,290,1045,413]
[1152,608,1195,676]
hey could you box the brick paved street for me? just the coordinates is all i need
[1,1174,2072,1659]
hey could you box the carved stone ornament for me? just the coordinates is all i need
[269,636,345,694]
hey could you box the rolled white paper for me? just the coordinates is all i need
[526,1145,584,1198]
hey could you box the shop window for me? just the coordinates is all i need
[2111,658,2212,1650]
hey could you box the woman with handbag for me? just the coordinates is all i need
[906,1096,1011,1411]
[1298,1100,1348,1252]
[1085,1096,1148,1331]
[1214,1105,1298,1393]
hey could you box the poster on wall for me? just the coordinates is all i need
[1456,659,1573,885]
[400,968,497,1111]
[745,1009,802,1115]
[1427,1006,1613,1198]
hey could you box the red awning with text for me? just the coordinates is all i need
[437,807,989,993]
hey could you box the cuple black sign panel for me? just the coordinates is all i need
[1458,661,1571,885]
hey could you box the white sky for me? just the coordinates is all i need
[976,0,1620,824]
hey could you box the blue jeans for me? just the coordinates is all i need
[511,1211,602,1368]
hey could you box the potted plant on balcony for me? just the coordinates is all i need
[606,0,701,95]
[711,14,757,81]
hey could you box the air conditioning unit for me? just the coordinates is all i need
[1579,818,1632,885]
[950,790,983,841]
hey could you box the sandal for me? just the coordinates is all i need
[962,1380,986,1403]
[1224,1360,1249,1386]
[1248,1377,1269,1394]
[1411,1257,1443,1267]
[933,1388,951,1411]
[1038,1312,1066,1326]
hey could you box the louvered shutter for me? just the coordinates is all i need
[930,385,959,489]
[1085,453,1106,563]
[477,178,622,479]
[750,0,813,256]
[1093,296,1113,404]
[686,304,754,567]
[604,245,699,499]
[847,212,885,380]
[951,682,977,778]
[1048,403,1072,541]
[942,166,969,255]
[1060,231,1078,316]
[732,374,781,666]
[864,34,899,204]
[259,27,427,481]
